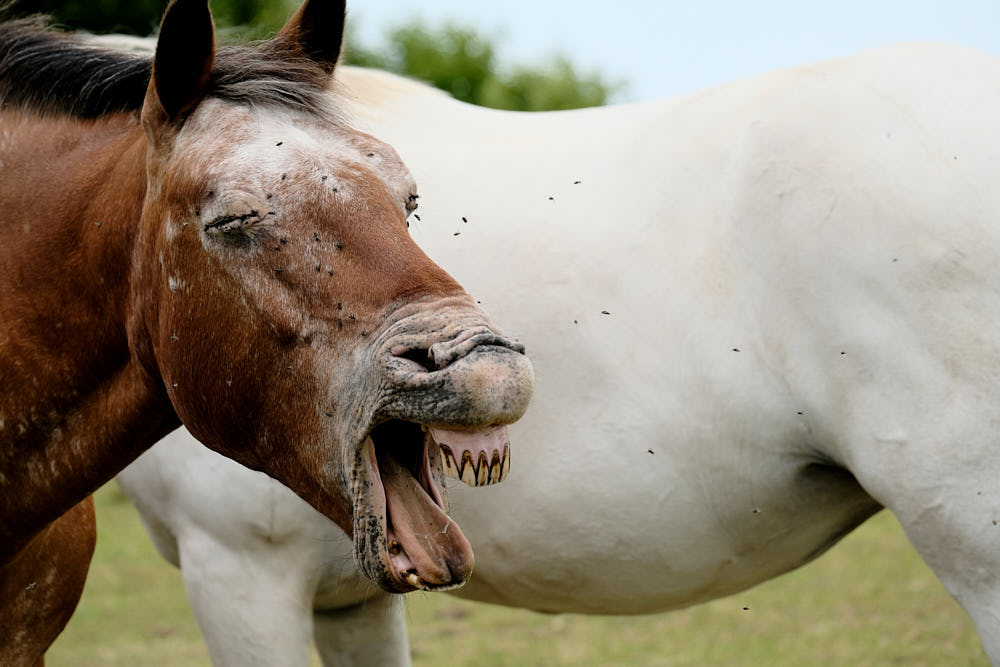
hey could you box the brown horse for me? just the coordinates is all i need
[0,0,533,662]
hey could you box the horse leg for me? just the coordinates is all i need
[895,495,1000,661]
[177,529,314,667]
[849,431,1000,661]
[313,592,411,667]
[0,497,96,666]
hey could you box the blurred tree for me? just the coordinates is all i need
[6,0,295,36]
[344,23,620,110]
[347,25,495,106]
[5,1,619,109]
[480,57,613,110]
[7,0,165,34]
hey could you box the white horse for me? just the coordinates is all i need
[119,43,1000,665]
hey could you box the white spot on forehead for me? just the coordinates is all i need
[178,101,417,207]
[168,276,187,292]
[248,111,365,170]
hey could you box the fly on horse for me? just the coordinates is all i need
[0,1,533,663]
[119,42,1000,664]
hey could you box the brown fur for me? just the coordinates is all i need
[0,0,532,658]
[0,499,95,666]
[0,109,173,662]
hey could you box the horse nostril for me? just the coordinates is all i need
[390,329,525,376]
[390,345,435,372]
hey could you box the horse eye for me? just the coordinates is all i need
[204,210,262,235]
[405,193,419,216]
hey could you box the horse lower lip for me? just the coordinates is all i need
[370,422,474,588]
[400,570,467,592]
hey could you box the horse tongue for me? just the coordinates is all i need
[380,452,474,588]
[428,425,511,487]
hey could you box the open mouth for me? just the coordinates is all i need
[364,419,511,592]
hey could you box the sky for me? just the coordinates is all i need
[347,0,1000,102]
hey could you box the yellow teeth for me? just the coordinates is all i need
[476,454,489,485]
[460,451,475,485]
[440,443,510,487]
[489,450,502,484]
[399,571,467,592]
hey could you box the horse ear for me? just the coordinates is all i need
[144,0,216,128]
[276,0,346,74]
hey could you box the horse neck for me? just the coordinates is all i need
[0,111,176,556]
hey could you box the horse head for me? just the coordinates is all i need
[130,0,533,592]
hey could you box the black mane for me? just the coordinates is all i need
[0,17,334,118]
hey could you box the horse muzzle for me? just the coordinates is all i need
[347,305,533,593]
[383,326,534,430]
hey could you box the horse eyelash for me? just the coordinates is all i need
[204,210,262,233]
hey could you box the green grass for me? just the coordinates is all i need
[48,485,987,666]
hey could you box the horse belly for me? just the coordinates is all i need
[444,405,880,613]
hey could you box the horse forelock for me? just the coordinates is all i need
[0,17,343,121]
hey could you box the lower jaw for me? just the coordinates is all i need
[358,425,473,592]
[384,524,472,592]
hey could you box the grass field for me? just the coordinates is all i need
[48,484,988,666]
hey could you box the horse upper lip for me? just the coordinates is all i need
[388,328,525,374]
